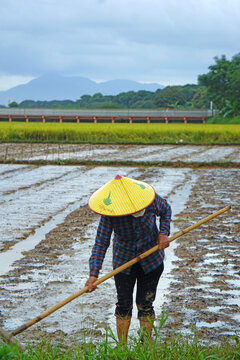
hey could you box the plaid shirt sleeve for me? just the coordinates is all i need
[89,215,113,277]
[154,193,172,235]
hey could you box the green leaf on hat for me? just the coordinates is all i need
[134,182,146,190]
[103,191,112,206]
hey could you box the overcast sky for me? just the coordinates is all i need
[0,0,239,90]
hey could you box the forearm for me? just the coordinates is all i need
[89,215,112,277]
[89,242,107,277]
[156,196,172,235]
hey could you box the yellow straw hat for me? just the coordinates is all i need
[88,175,155,216]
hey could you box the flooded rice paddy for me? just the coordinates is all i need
[0,144,239,347]
[0,143,240,163]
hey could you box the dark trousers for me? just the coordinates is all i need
[114,262,164,320]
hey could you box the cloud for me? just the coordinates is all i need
[0,75,34,91]
[0,0,239,88]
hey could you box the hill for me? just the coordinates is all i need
[0,74,164,104]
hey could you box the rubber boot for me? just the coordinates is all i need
[116,317,131,343]
[139,319,153,341]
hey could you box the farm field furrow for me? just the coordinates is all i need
[0,143,239,163]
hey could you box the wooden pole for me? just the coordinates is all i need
[10,205,230,336]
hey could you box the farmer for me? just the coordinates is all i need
[85,175,171,342]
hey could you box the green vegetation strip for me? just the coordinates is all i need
[0,333,239,360]
[1,159,239,168]
[0,123,239,144]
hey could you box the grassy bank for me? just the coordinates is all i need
[207,115,240,124]
[0,123,239,144]
[1,159,239,168]
[1,314,239,359]
[1,333,239,360]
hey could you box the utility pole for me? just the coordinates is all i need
[210,101,214,116]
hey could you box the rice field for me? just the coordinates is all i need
[0,122,239,144]
[0,125,239,359]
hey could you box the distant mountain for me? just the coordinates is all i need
[0,74,164,105]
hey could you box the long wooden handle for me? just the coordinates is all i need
[12,205,230,336]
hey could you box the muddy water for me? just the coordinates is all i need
[0,143,239,163]
[0,163,239,347]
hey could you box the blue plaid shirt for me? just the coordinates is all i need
[89,193,171,277]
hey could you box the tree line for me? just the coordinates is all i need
[8,53,239,116]
[198,53,240,117]
[9,84,209,110]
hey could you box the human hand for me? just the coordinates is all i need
[85,276,98,292]
[158,233,170,250]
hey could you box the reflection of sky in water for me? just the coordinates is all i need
[24,145,240,163]
[0,166,139,248]
[29,148,120,161]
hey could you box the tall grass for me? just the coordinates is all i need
[0,123,239,144]
[1,329,239,360]
[1,314,240,360]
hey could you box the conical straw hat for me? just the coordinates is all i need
[88,175,155,216]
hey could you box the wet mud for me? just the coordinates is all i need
[0,143,239,163]
[163,169,240,342]
[0,152,239,347]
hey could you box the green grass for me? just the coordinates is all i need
[0,123,239,144]
[207,115,240,124]
[1,159,239,168]
[1,330,239,360]
[1,314,239,360]
[1,313,239,359]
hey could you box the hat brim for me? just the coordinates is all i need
[88,176,155,217]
